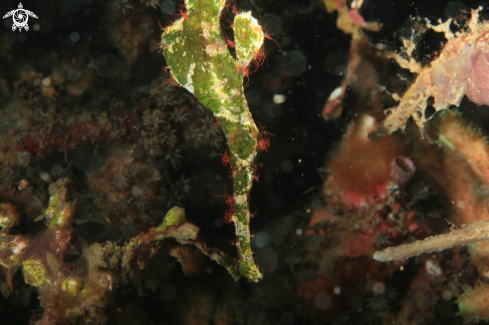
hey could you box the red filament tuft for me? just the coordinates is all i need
[223,208,234,223]
[232,2,240,16]
[253,46,266,69]
[178,3,189,20]
[226,37,236,48]
[221,148,231,166]
[257,124,273,152]
[264,33,280,48]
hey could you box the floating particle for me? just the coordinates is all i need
[281,160,293,172]
[311,199,321,209]
[160,0,175,14]
[273,94,286,104]
[260,14,281,35]
[70,32,80,42]
[315,293,331,310]
[280,50,306,76]
[372,282,385,295]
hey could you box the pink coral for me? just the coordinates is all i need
[465,45,489,105]
[383,8,489,133]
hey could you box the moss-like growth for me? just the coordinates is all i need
[457,281,489,323]
[0,203,20,229]
[0,180,242,323]
[22,259,51,287]
[155,206,186,232]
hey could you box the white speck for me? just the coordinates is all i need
[425,259,442,276]
[311,199,321,209]
[443,291,452,300]
[12,238,27,255]
[328,86,343,101]
[39,172,52,183]
[42,78,51,87]
[273,94,286,104]
[315,293,331,309]
[373,282,385,294]
[70,32,80,42]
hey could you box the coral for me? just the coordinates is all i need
[295,3,489,323]
[161,0,268,281]
[116,212,146,241]
[112,0,134,16]
[169,106,191,124]
[457,281,489,323]
[0,202,20,228]
[0,180,240,323]
[325,114,411,210]
[321,1,389,120]
[323,0,382,37]
[369,107,489,322]
[382,7,489,133]
[4,0,489,323]
[374,220,489,262]
[140,0,161,9]
[0,179,111,324]
[366,293,389,311]
[0,50,225,251]
[367,17,489,320]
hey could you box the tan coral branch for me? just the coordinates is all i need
[374,221,489,261]
[382,7,489,134]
